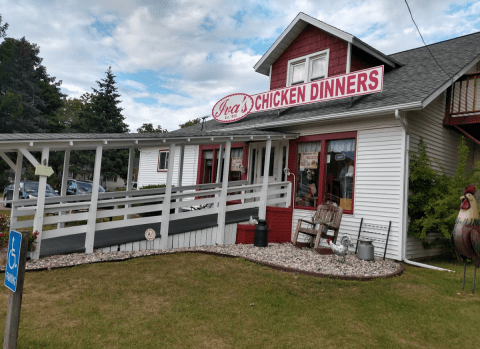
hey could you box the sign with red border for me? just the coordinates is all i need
[212,66,384,123]
[212,93,254,123]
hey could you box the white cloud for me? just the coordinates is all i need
[1,0,480,133]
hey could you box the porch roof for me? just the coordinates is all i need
[0,129,298,152]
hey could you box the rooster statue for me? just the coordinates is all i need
[451,185,480,294]
[327,234,353,263]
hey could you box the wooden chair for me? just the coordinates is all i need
[292,204,343,248]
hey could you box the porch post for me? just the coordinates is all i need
[57,149,70,229]
[31,147,50,260]
[216,144,224,184]
[8,152,23,235]
[258,138,272,220]
[85,145,103,254]
[124,147,135,220]
[217,140,231,244]
[175,145,185,214]
[160,143,176,249]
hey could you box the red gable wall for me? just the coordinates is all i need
[269,24,348,90]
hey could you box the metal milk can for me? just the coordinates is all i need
[357,238,374,261]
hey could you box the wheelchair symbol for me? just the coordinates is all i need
[8,236,17,270]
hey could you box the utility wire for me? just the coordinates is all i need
[404,0,452,78]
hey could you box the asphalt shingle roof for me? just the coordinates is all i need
[172,31,480,134]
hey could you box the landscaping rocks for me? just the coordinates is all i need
[0,243,402,278]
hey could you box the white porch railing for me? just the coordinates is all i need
[8,180,291,256]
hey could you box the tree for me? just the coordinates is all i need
[179,118,200,129]
[70,68,130,180]
[0,36,64,132]
[73,67,129,133]
[408,137,480,249]
[0,15,7,38]
[137,123,168,133]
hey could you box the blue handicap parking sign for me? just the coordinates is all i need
[4,230,22,292]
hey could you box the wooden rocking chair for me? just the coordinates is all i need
[292,204,343,248]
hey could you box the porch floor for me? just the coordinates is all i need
[39,208,259,257]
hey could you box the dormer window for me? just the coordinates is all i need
[286,49,329,86]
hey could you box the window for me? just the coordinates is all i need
[287,50,329,86]
[197,144,247,184]
[291,132,356,213]
[157,150,169,171]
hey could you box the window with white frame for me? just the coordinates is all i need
[157,150,169,171]
[287,50,329,86]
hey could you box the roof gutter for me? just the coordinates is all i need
[395,109,453,272]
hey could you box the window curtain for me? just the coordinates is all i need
[327,139,355,152]
[298,142,321,153]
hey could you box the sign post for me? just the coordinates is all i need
[3,230,28,349]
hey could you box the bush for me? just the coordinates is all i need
[408,137,480,246]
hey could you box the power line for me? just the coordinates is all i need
[404,0,452,78]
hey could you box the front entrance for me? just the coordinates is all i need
[249,141,288,185]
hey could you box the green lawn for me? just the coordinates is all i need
[0,253,478,348]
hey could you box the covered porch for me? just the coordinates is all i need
[0,131,297,259]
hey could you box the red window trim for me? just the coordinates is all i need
[288,131,357,214]
[157,149,169,172]
[196,143,249,184]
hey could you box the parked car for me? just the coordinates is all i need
[66,180,107,195]
[3,181,59,208]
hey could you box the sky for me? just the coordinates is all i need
[1,0,480,133]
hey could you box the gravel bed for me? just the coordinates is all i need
[0,243,402,278]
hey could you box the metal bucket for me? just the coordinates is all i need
[357,238,374,261]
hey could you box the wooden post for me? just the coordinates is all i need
[85,145,103,254]
[9,153,23,233]
[57,149,70,229]
[160,143,176,249]
[31,147,49,260]
[175,145,185,214]
[217,141,231,244]
[124,147,135,220]
[3,231,28,349]
[216,145,224,184]
[259,139,271,220]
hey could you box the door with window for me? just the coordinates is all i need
[249,142,288,185]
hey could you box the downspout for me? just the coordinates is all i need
[395,109,453,272]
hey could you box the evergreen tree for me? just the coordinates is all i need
[70,68,130,180]
[0,36,64,132]
[0,15,7,38]
[74,67,129,133]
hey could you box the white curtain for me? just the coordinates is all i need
[327,139,355,152]
[298,142,321,152]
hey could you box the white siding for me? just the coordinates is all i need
[288,119,404,260]
[138,145,199,188]
[408,92,471,176]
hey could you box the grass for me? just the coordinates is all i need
[0,253,479,348]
